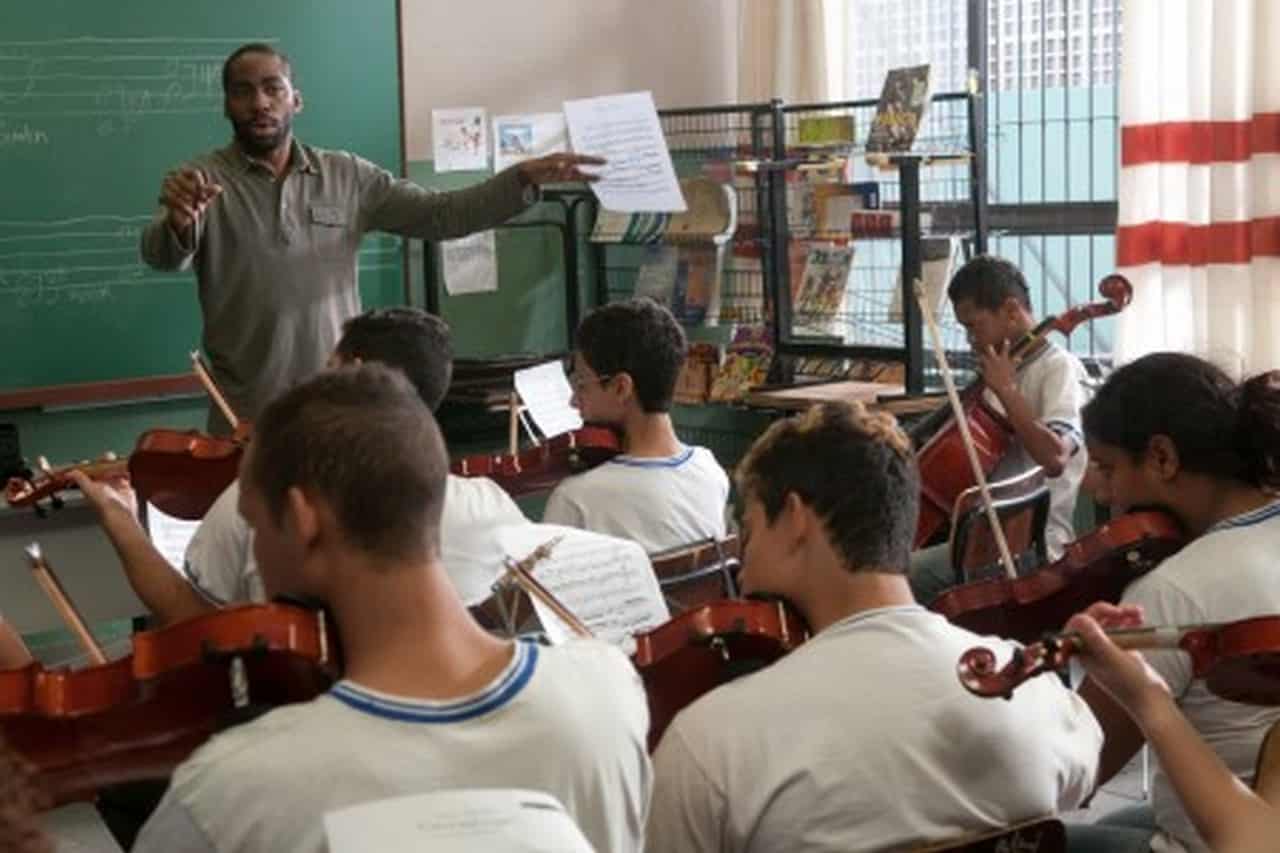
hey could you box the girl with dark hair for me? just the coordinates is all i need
[1067,352,1280,853]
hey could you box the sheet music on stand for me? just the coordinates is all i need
[144,501,201,571]
[490,523,669,651]
[325,789,596,853]
[512,361,582,440]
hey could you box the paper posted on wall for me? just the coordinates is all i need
[493,112,569,172]
[325,789,596,853]
[563,91,686,213]
[441,231,498,295]
[432,107,489,172]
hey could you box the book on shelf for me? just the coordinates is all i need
[709,325,773,403]
[672,245,720,326]
[674,342,722,404]
[848,209,933,237]
[888,235,960,323]
[813,182,880,236]
[792,244,854,338]
[721,237,765,325]
[591,177,736,244]
[795,114,856,149]
[865,64,934,158]
[633,245,680,304]
[633,244,725,327]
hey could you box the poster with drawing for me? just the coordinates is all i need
[432,107,488,172]
[493,113,568,171]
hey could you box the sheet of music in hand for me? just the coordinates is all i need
[324,789,596,853]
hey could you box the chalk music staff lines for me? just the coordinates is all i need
[0,215,401,308]
[0,36,277,141]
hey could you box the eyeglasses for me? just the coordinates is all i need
[568,372,616,392]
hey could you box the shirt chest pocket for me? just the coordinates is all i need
[307,204,353,257]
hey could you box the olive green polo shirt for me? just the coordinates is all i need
[141,140,532,430]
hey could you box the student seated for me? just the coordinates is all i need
[131,364,650,853]
[542,298,730,554]
[1065,352,1280,853]
[1067,601,1280,853]
[910,255,1090,603]
[73,308,527,626]
[645,400,1100,853]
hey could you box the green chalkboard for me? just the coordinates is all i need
[0,1,404,394]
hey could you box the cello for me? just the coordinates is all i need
[911,274,1133,548]
[957,615,1280,706]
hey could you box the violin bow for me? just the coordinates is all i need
[23,544,107,665]
[913,280,1019,580]
[190,351,242,433]
[500,536,594,639]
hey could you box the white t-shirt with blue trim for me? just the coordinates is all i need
[542,445,730,555]
[1121,500,1280,853]
[181,474,530,607]
[647,605,1100,853]
[133,638,650,853]
[987,341,1090,560]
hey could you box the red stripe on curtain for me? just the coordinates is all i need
[1121,114,1280,165]
[1116,217,1280,266]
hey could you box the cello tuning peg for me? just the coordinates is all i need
[36,456,51,474]
[50,496,64,511]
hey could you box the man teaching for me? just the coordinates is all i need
[141,42,600,432]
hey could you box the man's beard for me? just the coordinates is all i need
[233,114,292,157]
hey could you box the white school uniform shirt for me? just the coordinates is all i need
[542,445,730,555]
[646,604,1101,853]
[986,340,1090,560]
[132,638,651,853]
[1120,500,1280,853]
[182,474,529,607]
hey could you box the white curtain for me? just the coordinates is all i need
[737,0,829,103]
[1116,0,1280,373]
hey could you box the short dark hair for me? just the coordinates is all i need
[576,297,686,413]
[222,43,293,94]
[248,363,448,561]
[736,401,920,573]
[336,307,453,411]
[947,254,1031,310]
[1084,352,1280,491]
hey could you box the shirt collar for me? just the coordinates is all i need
[225,138,316,175]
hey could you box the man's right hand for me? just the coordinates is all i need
[159,167,223,234]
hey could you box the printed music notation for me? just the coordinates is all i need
[494,523,670,649]
[563,91,686,214]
